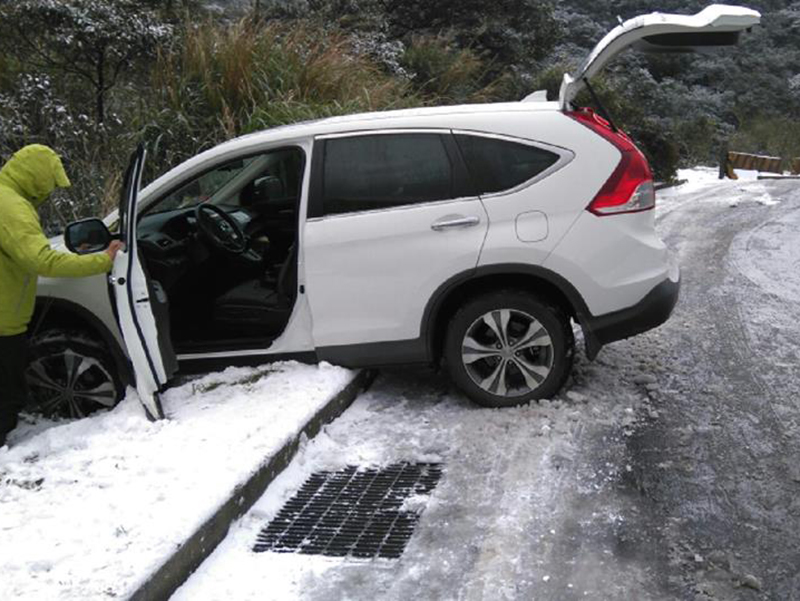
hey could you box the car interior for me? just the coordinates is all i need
[135,147,304,353]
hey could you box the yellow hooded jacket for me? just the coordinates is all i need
[0,145,112,336]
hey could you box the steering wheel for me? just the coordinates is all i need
[194,204,247,254]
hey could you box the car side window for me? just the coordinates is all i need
[454,134,559,196]
[321,133,454,216]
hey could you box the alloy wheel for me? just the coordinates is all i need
[25,348,118,418]
[461,308,554,398]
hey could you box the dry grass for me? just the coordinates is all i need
[402,35,501,103]
[134,17,426,181]
[153,18,414,140]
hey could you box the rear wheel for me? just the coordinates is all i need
[444,290,574,408]
[24,330,124,419]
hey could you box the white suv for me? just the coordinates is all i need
[28,5,758,419]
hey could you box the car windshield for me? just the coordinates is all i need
[142,148,303,216]
[147,156,263,214]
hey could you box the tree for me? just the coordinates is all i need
[387,0,561,68]
[0,0,172,123]
[256,0,561,102]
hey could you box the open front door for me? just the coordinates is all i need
[111,145,178,420]
[559,4,761,108]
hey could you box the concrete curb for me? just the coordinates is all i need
[129,369,377,601]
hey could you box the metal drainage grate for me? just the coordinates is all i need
[253,462,443,559]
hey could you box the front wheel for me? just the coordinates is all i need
[24,330,124,419]
[444,290,574,408]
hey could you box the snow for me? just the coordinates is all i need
[173,360,664,600]
[731,190,800,302]
[0,361,355,600]
[656,167,780,220]
[656,166,757,200]
[724,179,800,409]
[171,167,800,600]
[3,166,797,600]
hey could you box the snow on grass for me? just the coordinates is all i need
[0,361,354,601]
[657,166,758,199]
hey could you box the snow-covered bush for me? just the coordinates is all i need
[0,0,172,123]
[0,0,177,231]
[0,72,114,233]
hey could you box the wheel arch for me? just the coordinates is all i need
[30,296,133,388]
[422,264,593,365]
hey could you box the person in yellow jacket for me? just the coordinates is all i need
[0,144,123,447]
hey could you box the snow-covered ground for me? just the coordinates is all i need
[656,167,762,214]
[646,172,800,599]
[0,362,354,600]
[4,168,799,600]
[174,168,800,600]
[173,363,661,601]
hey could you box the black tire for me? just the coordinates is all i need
[24,330,124,419]
[444,290,574,408]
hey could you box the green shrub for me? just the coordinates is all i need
[730,116,800,164]
[674,116,732,168]
[400,35,499,103]
[0,14,429,230]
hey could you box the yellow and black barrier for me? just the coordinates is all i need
[723,151,783,180]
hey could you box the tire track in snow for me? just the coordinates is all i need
[460,412,583,600]
[177,365,676,601]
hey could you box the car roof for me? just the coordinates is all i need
[138,100,560,203]
[237,100,558,140]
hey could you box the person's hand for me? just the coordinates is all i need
[105,240,124,261]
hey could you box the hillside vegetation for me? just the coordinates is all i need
[0,0,797,232]
[553,0,800,176]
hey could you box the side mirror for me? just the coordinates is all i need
[64,218,112,255]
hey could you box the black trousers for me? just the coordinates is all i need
[0,334,28,438]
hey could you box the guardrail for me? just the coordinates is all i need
[719,148,800,180]
[720,151,782,179]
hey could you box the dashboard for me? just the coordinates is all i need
[136,205,257,290]
[138,205,254,253]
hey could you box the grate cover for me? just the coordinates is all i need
[253,462,442,559]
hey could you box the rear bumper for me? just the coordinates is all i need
[582,272,680,359]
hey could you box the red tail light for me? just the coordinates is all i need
[568,108,655,216]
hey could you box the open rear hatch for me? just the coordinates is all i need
[559,4,761,109]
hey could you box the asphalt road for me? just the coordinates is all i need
[516,178,800,600]
[622,178,800,600]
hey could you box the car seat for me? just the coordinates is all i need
[212,244,297,337]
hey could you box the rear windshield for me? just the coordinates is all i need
[455,134,559,195]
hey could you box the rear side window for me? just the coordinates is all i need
[321,134,453,215]
[455,134,559,195]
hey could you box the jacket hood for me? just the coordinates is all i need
[0,144,71,208]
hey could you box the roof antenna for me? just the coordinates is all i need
[617,15,624,25]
